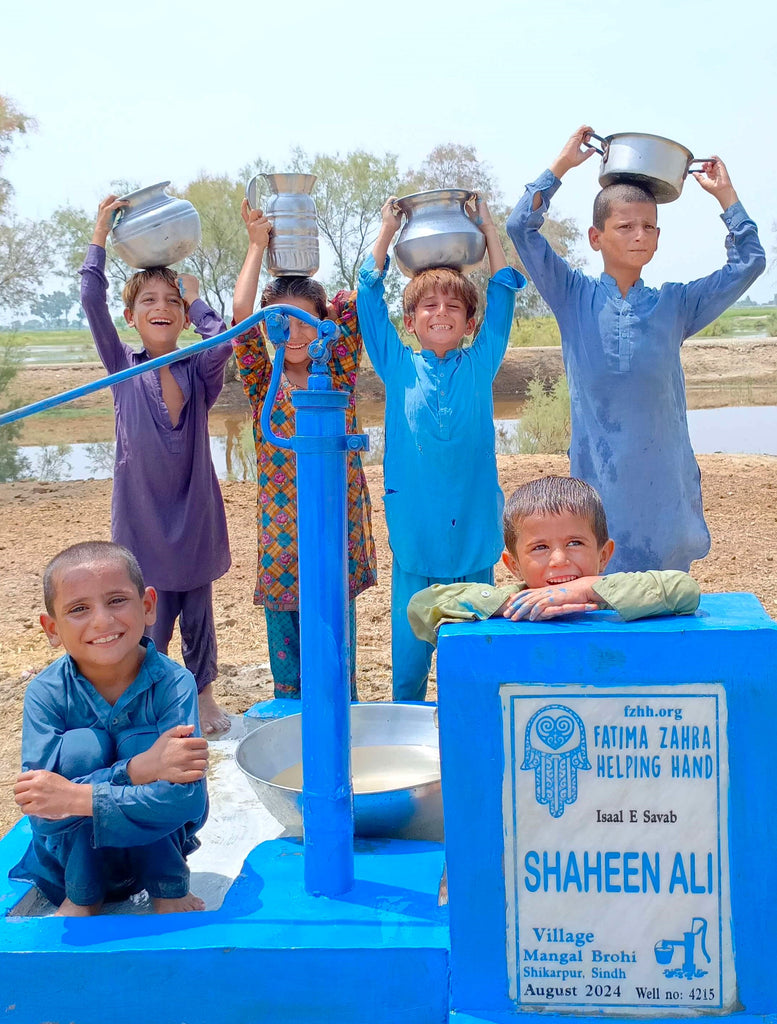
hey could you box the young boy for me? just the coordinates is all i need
[81,195,233,734]
[11,542,208,916]
[357,197,526,701]
[408,475,700,644]
[507,127,766,574]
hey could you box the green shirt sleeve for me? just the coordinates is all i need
[407,583,526,645]
[592,571,700,621]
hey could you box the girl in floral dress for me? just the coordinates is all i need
[231,202,377,697]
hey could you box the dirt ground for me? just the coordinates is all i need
[1,345,776,835]
[1,454,776,835]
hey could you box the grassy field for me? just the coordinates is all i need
[2,307,774,362]
[507,305,775,348]
[0,326,208,364]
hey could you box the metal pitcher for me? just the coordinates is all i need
[246,172,319,277]
[110,181,201,268]
[393,189,486,277]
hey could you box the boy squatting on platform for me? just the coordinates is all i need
[408,476,700,644]
[11,542,208,917]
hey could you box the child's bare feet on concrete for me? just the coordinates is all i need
[55,897,103,916]
[198,683,230,735]
[152,893,205,914]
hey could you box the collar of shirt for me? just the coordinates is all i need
[599,272,646,300]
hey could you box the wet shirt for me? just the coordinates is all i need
[507,172,766,572]
[80,245,231,591]
[231,292,377,611]
[357,256,524,578]
[408,570,701,645]
[16,639,207,849]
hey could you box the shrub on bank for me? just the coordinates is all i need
[516,375,571,454]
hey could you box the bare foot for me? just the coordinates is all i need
[152,893,205,914]
[55,897,103,917]
[198,684,230,735]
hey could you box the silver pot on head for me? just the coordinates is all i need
[585,132,713,204]
[392,188,487,277]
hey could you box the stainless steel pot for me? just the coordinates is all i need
[393,188,486,277]
[586,132,712,204]
[235,702,443,841]
[246,172,319,277]
[110,181,201,268]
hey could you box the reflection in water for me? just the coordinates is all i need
[225,417,255,482]
[6,404,777,483]
[84,441,116,476]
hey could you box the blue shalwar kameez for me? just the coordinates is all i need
[357,256,524,699]
[507,171,766,572]
[10,640,208,907]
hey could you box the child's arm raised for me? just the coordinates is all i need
[690,156,738,211]
[471,197,507,273]
[91,194,127,248]
[372,197,402,267]
[80,195,135,374]
[506,127,593,317]
[356,197,406,381]
[679,156,765,335]
[233,199,272,324]
[543,125,597,204]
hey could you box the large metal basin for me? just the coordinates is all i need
[236,702,443,841]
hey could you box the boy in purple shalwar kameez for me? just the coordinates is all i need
[80,196,232,734]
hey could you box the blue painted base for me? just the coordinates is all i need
[0,824,449,1024]
[244,696,303,720]
[449,1012,777,1023]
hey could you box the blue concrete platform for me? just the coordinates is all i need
[0,826,449,1024]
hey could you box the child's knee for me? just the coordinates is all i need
[59,728,114,778]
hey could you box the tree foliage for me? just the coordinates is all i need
[0,95,34,218]
[0,216,52,311]
[179,173,260,318]
[291,147,403,292]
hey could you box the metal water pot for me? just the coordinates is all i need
[246,172,319,277]
[586,132,712,204]
[110,181,201,268]
[392,189,486,277]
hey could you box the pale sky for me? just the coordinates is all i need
[4,0,775,301]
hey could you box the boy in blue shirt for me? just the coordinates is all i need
[507,126,765,573]
[408,475,700,644]
[11,541,208,916]
[357,197,525,700]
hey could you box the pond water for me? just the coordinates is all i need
[9,404,777,484]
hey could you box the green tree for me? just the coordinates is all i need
[0,339,29,482]
[0,95,34,217]
[49,179,141,307]
[0,217,52,311]
[291,147,404,292]
[30,289,74,328]
[402,143,501,200]
[178,171,266,318]
[0,95,51,315]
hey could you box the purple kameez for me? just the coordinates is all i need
[80,244,231,590]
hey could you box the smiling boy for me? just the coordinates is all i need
[506,127,766,574]
[408,476,700,644]
[357,196,526,700]
[80,196,232,734]
[11,542,208,916]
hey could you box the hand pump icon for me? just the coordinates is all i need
[654,917,711,979]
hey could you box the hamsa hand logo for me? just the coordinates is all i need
[521,704,591,817]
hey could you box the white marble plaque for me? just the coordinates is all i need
[501,685,734,1015]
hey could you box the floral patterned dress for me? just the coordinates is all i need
[232,292,377,612]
